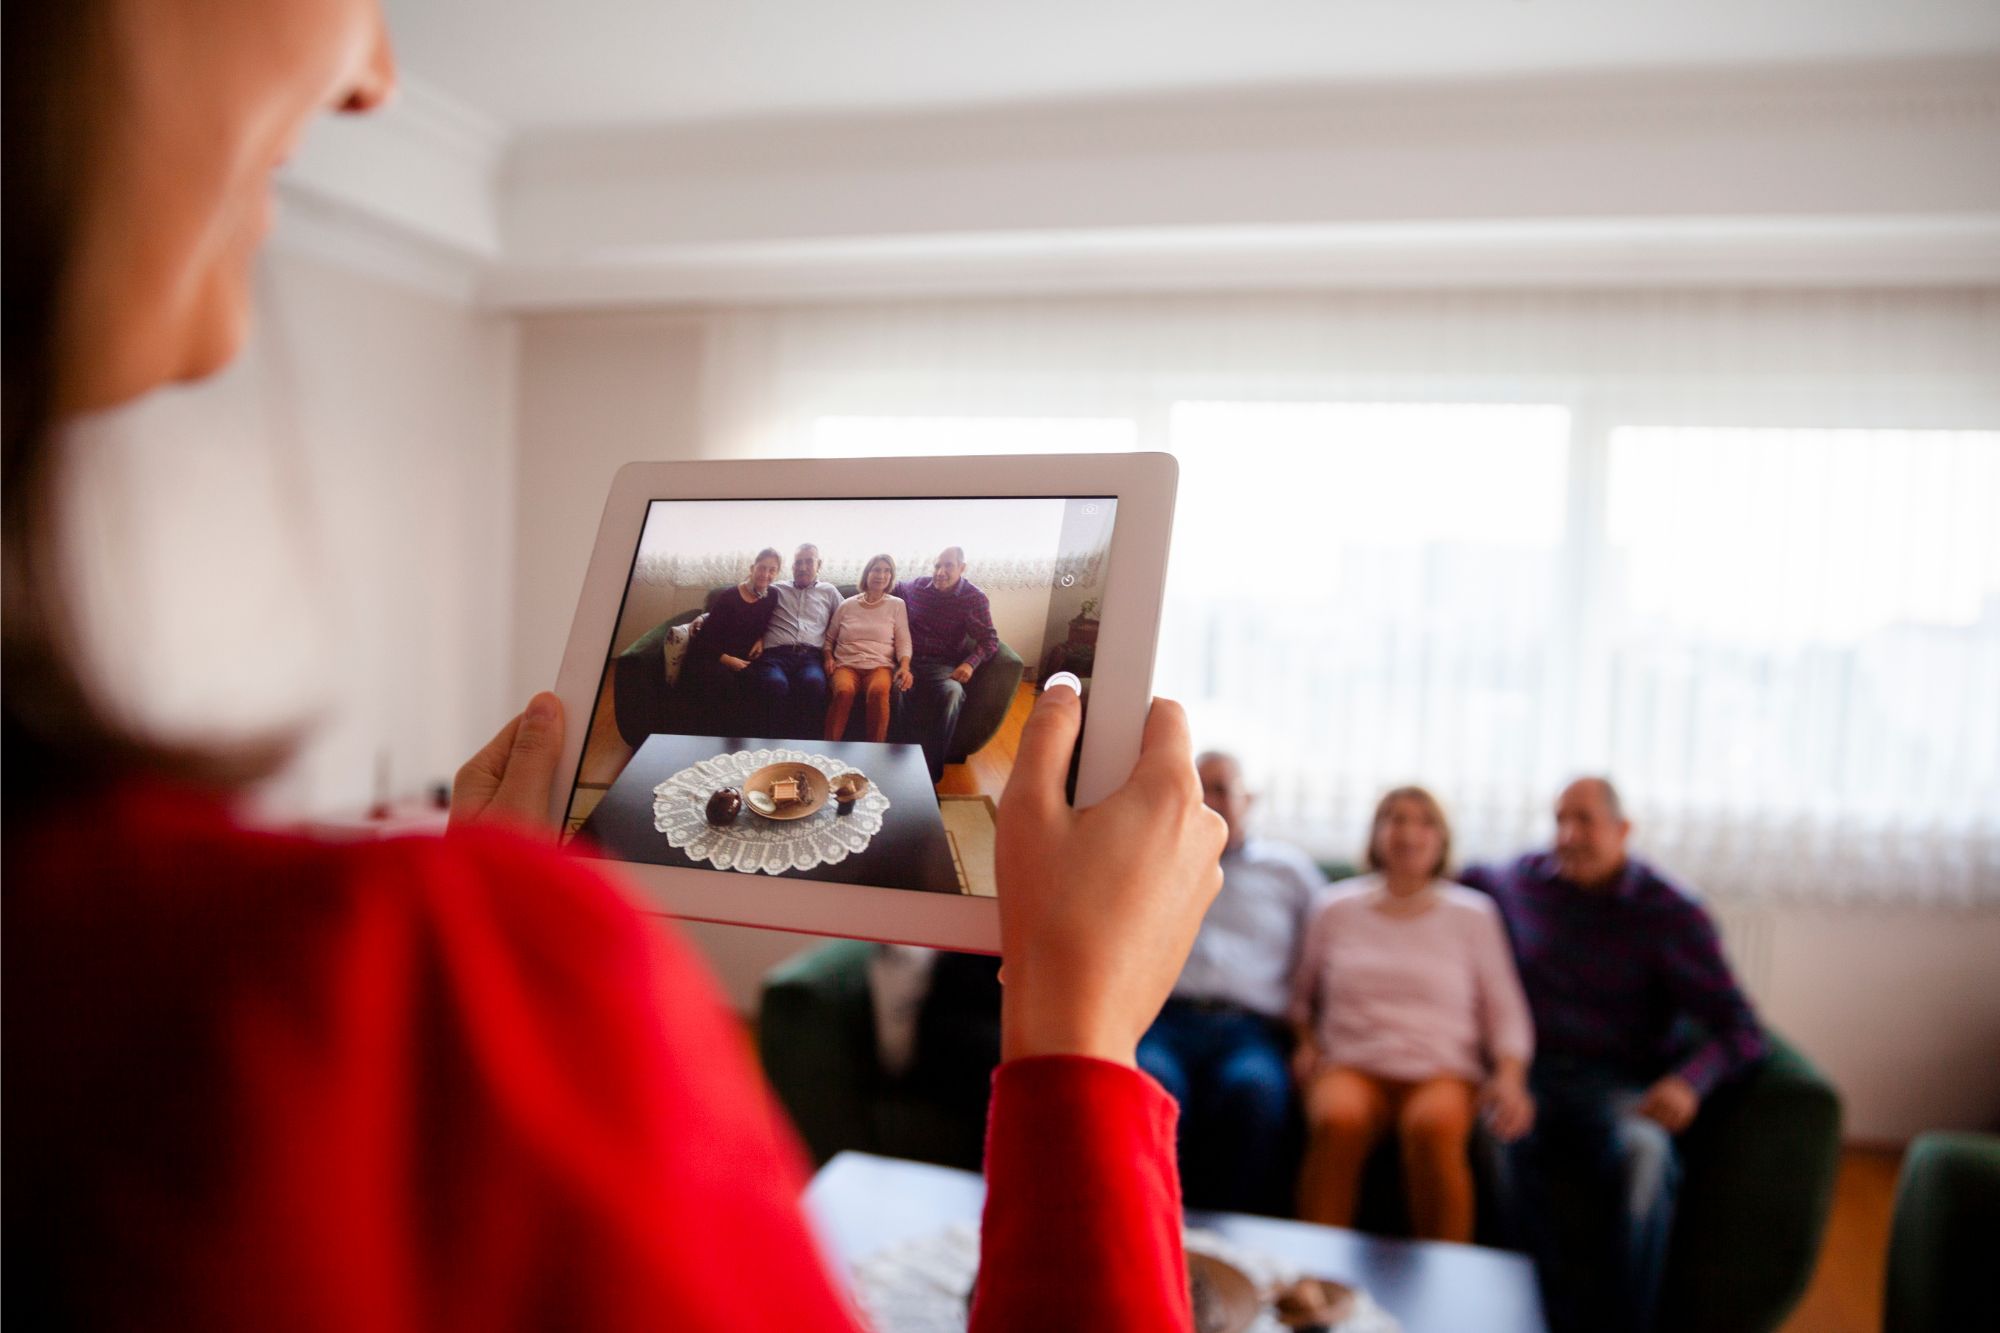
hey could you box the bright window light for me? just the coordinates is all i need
[1604,428,2000,826]
[1158,401,1574,862]
[812,415,1138,458]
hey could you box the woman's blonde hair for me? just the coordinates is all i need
[1364,785,1453,879]
[859,553,897,592]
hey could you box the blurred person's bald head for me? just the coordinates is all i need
[1554,777,1630,889]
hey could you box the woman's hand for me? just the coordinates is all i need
[450,692,565,836]
[994,687,1227,1066]
[823,654,837,677]
[1481,1066,1537,1143]
[895,665,915,692]
[720,654,749,671]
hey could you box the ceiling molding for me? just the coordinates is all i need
[270,186,490,305]
[481,216,2000,309]
[507,56,2000,181]
[280,74,507,261]
[271,58,2000,310]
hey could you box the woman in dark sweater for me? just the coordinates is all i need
[679,548,783,732]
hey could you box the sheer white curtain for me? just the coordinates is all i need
[694,290,2000,903]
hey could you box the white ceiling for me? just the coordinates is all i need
[382,0,2000,131]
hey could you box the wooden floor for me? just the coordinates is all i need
[935,682,1037,800]
[1777,1145,1903,1333]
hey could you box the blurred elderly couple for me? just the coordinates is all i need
[1142,755,1766,1333]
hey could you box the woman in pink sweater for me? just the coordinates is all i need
[1289,786,1536,1241]
[823,552,913,741]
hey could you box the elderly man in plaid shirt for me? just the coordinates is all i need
[1461,777,1766,1333]
[893,547,999,782]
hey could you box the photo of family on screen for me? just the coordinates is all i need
[563,496,1116,896]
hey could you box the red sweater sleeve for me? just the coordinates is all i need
[970,1057,1191,1331]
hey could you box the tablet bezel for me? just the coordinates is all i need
[549,452,1178,953]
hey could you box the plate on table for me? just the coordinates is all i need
[742,762,830,820]
[1188,1251,1262,1333]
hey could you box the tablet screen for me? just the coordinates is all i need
[563,495,1116,897]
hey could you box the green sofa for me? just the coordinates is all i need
[1883,1131,2000,1333]
[759,939,1843,1333]
[612,583,1025,756]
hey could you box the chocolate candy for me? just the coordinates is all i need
[705,787,743,825]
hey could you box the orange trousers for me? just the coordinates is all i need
[1296,1067,1479,1242]
[825,666,893,742]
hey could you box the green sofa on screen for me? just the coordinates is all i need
[612,583,1024,756]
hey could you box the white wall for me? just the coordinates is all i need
[510,314,708,703]
[1749,907,2000,1142]
[63,243,519,817]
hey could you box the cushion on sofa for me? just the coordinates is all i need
[662,619,697,686]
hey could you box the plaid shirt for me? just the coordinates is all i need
[893,576,999,670]
[1459,852,1766,1095]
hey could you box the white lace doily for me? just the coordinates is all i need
[653,747,893,874]
[851,1223,1399,1333]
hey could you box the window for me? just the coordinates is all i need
[1157,402,1575,866]
[800,404,1999,901]
[1159,407,1998,900]
[1603,428,2000,836]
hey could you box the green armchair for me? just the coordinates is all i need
[758,940,1843,1333]
[1883,1131,2000,1333]
[758,940,989,1171]
[611,585,1024,756]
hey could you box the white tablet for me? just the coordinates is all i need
[550,453,1178,953]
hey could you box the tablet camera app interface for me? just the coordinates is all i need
[564,496,1116,896]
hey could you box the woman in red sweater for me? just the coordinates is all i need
[0,3,1227,1329]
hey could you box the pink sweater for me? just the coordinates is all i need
[1290,876,1534,1084]
[826,594,912,671]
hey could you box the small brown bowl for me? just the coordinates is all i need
[741,763,830,820]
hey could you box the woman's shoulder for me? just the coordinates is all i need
[13,782,652,980]
[12,781,745,1137]
[1314,873,1380,913]
[8,783,832,1323]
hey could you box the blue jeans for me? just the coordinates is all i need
[906,660,967,780]
[1499,1061,1682,1333]
[743,645,827,739]
[1137,999,1294,1215]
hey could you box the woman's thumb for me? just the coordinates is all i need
[492,692,565,820]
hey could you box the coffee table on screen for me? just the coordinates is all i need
[805,1152,1548,1333]
[578,734,961,895]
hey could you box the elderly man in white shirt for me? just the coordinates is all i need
[1137,751,1325,1215]
[744,543,846,738]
